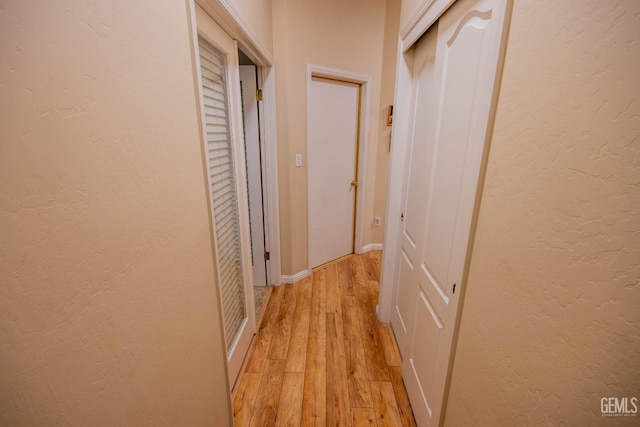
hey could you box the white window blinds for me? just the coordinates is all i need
[198,36,246,349]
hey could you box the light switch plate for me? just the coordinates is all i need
[295,154,302,167]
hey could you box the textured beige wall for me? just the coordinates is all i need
[273,0,396,275]
[230,0,273,53]
[0,1,232,425]
[444,0,640,425]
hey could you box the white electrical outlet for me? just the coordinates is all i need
[374,216,382,227]
[295,154,302,167]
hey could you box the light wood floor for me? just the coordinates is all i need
[233,252,416,426]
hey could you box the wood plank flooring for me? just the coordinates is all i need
[233,252,416,426]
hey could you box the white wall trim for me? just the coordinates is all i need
[378,37,414,323]
[361,243,384,253]
[258,67,282,286]
[280,269,311,285]
[196,0,273,66]
[400,0,436,39]
[400,0,456,53]
[195,0,281,286]
[305,64,372,271]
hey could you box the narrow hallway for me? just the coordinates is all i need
[233,252,416,426]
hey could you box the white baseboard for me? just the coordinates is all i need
[279,246,381,284]
[361,243,383,253]
[280,269,311,284]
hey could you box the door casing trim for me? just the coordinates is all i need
[379,0,513,424]
[195,0,282,287]
[380,0,463,324]
[305,64,372,271]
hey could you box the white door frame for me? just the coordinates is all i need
[195,0,281,286]
[239,65,268,287]
[378,0,513,422]
[380,0,512,320]
[380,0,463,325]
[189,2,256,387]
[305,64,372,270]
[379,0,512,419]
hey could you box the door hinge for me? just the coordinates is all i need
[400,212,404,222]
[264,251,270,261]
[256,89,263,101]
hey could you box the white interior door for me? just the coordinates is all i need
[239,65,267,287]
[308,77,360,268]
[194,4,255,388]
[390,0,510,425]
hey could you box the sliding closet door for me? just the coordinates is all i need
[194,4,255,388]
[390,0,510,424]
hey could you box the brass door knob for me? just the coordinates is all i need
[350,180,358,187]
